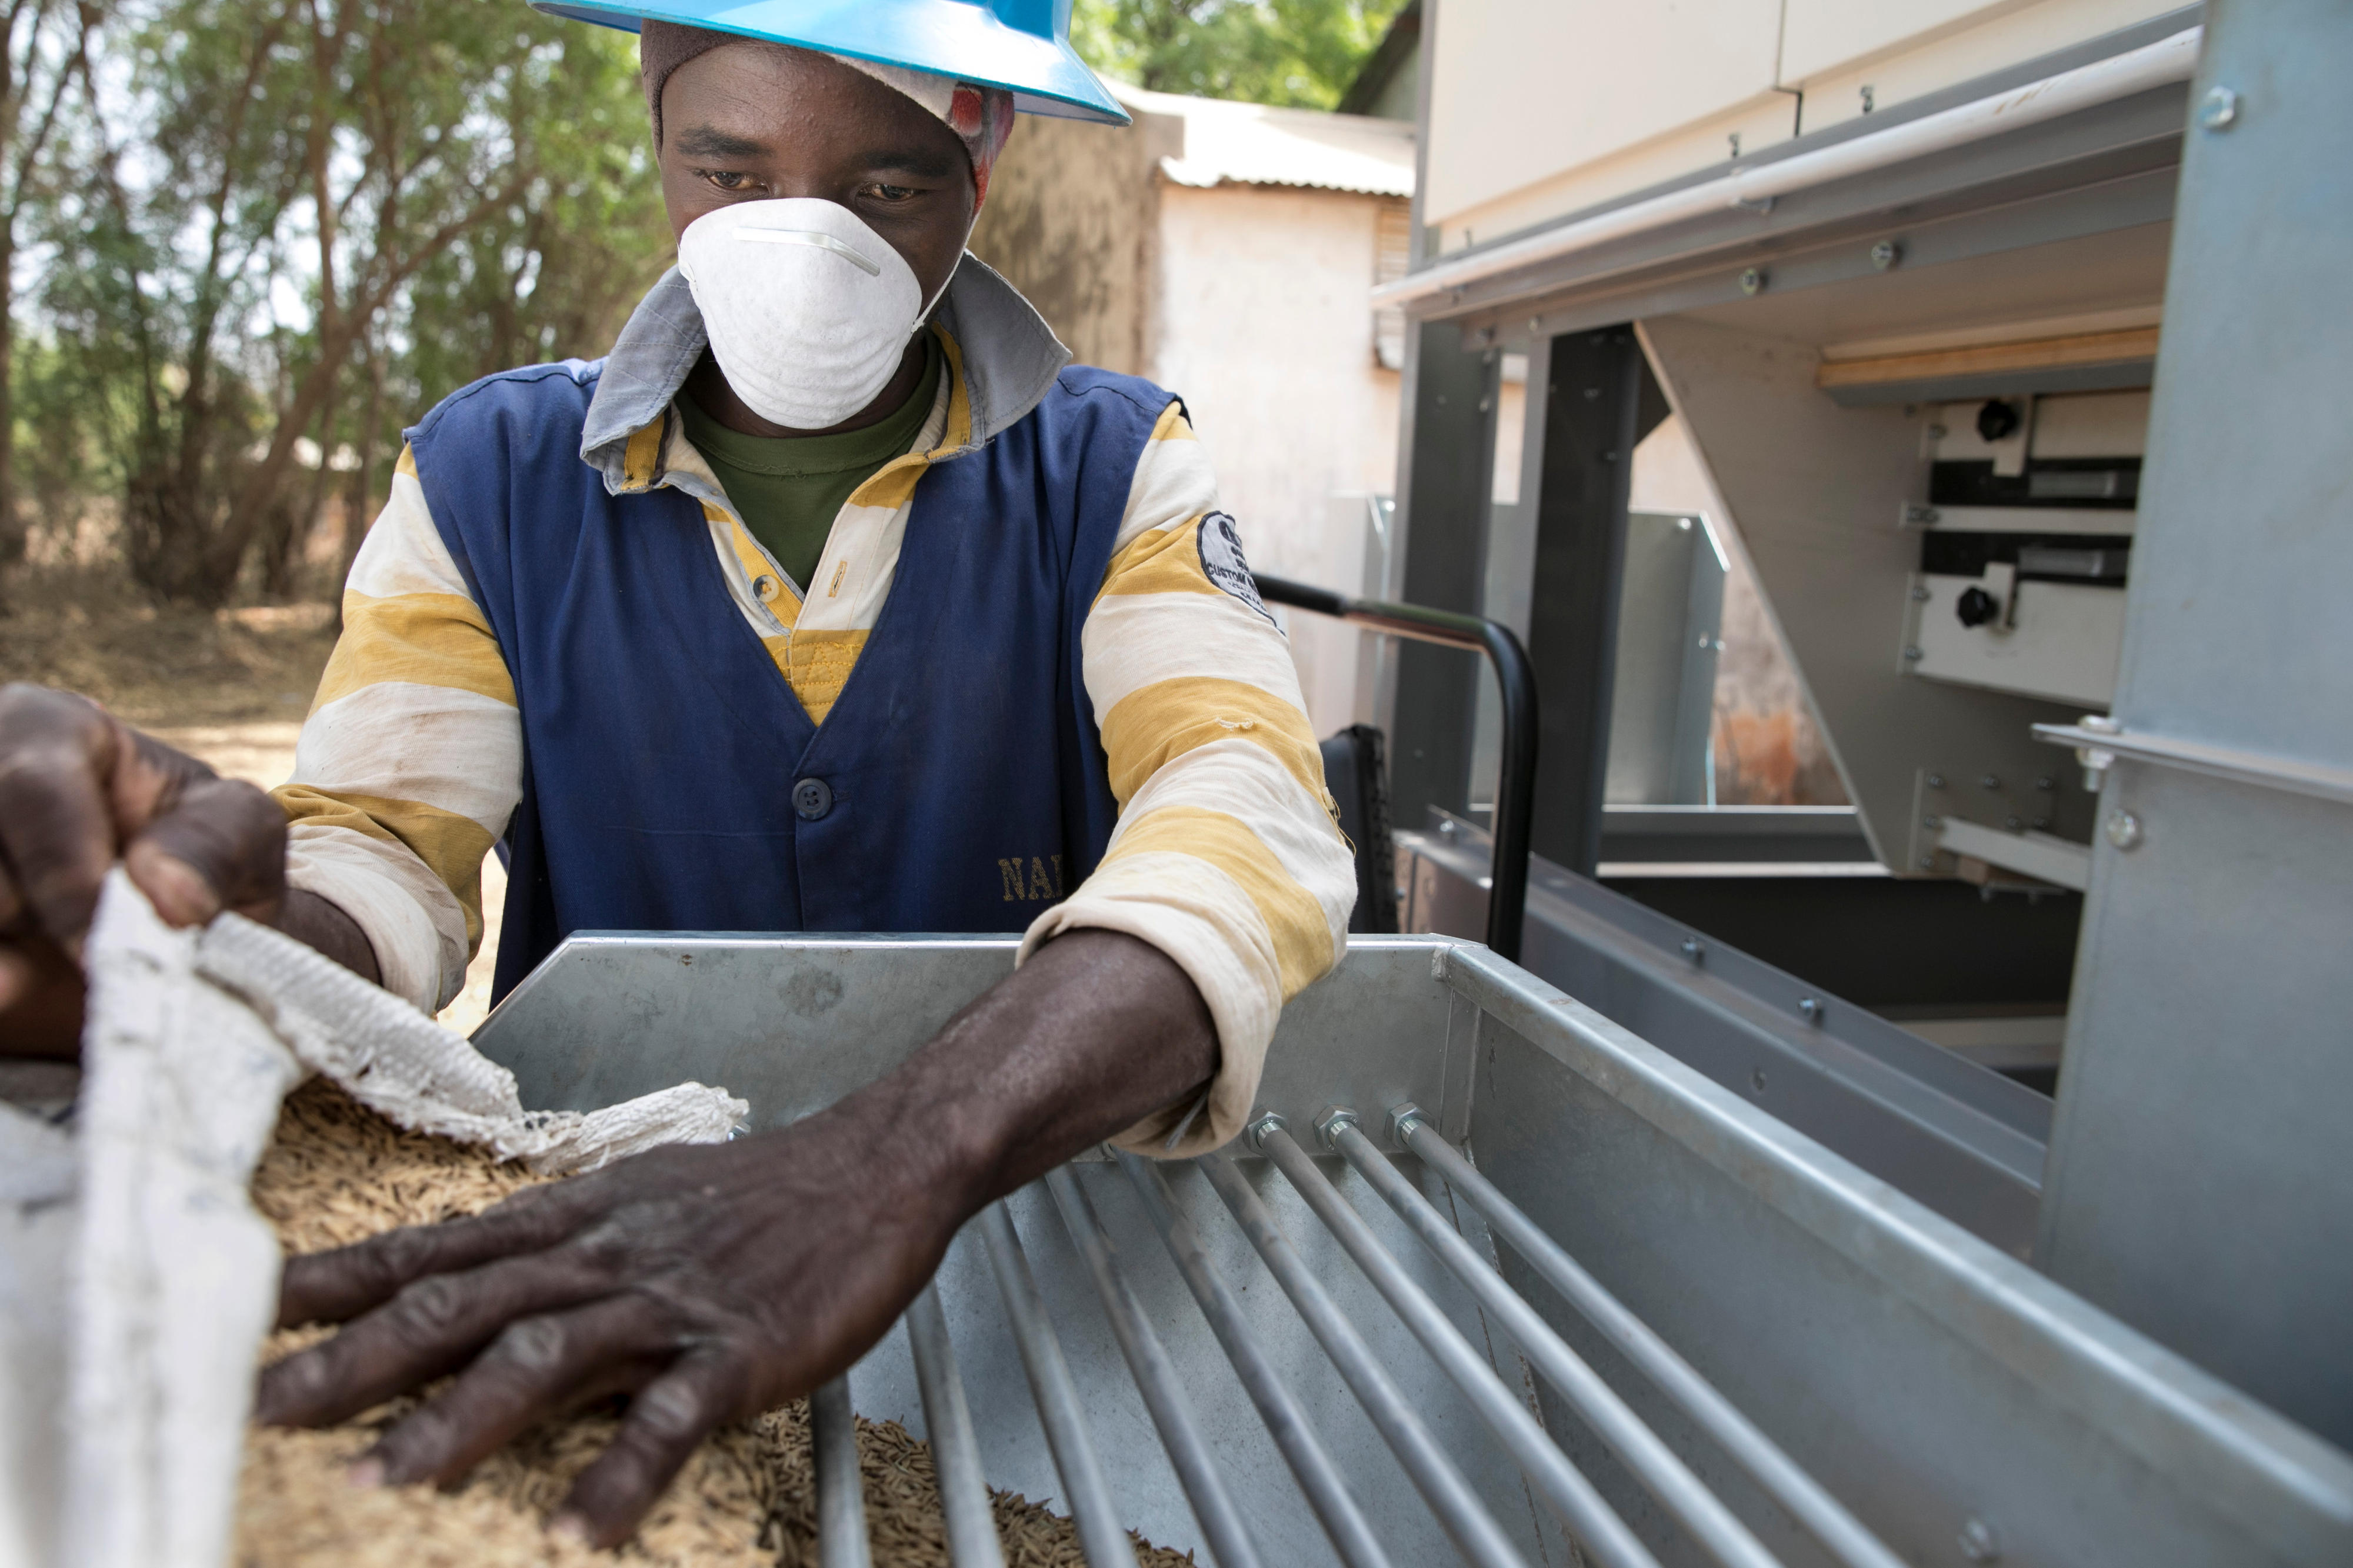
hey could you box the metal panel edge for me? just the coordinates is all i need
[1435,944,2353,1563]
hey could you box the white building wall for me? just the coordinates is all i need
[1148,181,1404,738]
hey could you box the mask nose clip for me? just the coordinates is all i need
[732,228,884,277]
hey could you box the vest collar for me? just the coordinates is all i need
[580,254,1071,493]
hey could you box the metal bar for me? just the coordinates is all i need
[1045,1167,1266,1568]
[978,1200,1140,1568]
[2032,720,2353,808]
[1197,1149,1537,1568]
[1935,818,2090,892]
[1255,571,1537,961]
[1393,1109,1907,1568]
[1248,1129,1667,1568]
[904,1281,1006,1568]
[1324,1117,1787,1568]
[1118,1152,1396,1568]
[812,1374,872,1568]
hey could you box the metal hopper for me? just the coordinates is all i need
[474,933,2353,1568]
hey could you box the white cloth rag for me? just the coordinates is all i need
[0,870,748,1568]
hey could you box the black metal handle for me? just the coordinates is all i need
[1252,572,1537,962]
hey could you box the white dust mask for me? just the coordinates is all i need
[676,198,952,431]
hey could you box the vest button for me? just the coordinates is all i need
[752,573,781,603]
[791,777,832,820]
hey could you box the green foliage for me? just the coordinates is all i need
[392,25,672,411]
[1070,0,1407,108]
[17,0,670,605]
[6,0,1405,606]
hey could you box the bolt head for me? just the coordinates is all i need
[1245,1111,1289,1152]
[1911,584,1932,602]
[2104,810,2144,850]
[2199,85,2239,131]
[1679,937,1705,963]
[1798,997,1825,1025]
[1959,1517,2003,1563]
[1869,239,1902,271]
[1312,1106,1360,1151]
[1750,1067,1768,1093]
[1384,1102,1427,1145]
[1927,773,1946,789]
[1922,813,1942,829]
[2034,775,2056,792]
[1980,774,2001,791]
[1903,645,1924,662]
[1738,266,1767,296]
[2005,815,2022,830]
[1917,853,1937,869]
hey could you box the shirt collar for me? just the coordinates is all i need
[580,254,1069,495]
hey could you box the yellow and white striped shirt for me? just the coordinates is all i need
[276,322,1354,1156]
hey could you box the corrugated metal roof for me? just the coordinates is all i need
[1114,82,1415,198]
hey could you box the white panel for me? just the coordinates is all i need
[1424,0,1783,229]
[2031,389,2151,458]
[1780,0,2023,85]
[1787,0,2179,132]
[1907,573,2125,706]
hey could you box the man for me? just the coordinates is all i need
[0,1,1353,1547]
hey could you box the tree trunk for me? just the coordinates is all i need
[0,221,19,610]
[334,343,386,630]
[261,383,339,600]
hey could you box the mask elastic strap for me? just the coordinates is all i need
[911,211,981,334]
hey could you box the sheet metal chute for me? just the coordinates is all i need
[475,935,2353,1568]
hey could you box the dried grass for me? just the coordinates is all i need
[238,1080,1195,1566]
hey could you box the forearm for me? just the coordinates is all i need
[803,928,1217,1225]
[277,886,382,986]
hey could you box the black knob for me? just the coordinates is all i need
[1955,586,1999,628]
[1975,398,2021,442]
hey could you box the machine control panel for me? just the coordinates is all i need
[1899,392,2144,710]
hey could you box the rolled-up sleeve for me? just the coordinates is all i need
[1017,402,1357,1156]
[271,446,522,1012]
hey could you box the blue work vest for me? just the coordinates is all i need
[404,359,1164,1002]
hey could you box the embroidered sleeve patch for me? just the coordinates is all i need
[1197,512,1272,622]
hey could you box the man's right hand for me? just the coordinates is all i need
[0,683,292,1057]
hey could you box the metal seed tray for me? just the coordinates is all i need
[474,935,2353,1568]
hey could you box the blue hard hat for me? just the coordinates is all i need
[531,0,1131,125]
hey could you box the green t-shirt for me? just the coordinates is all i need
[678,339,942,592]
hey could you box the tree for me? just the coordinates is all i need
[0,0,98,602]
[1071,0,1406,108]
[30,0,668,606]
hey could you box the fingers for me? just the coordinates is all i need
[124,775,287,927]
[554,1348,749,1549]
[258,1244,614,1429]
[0,935,87,1059]
[0,685,230,949]
[0,688,126,954]
[360,1295,676,1489]
[277,1183,588,1329]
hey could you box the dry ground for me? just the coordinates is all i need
[1,578,505,1033]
